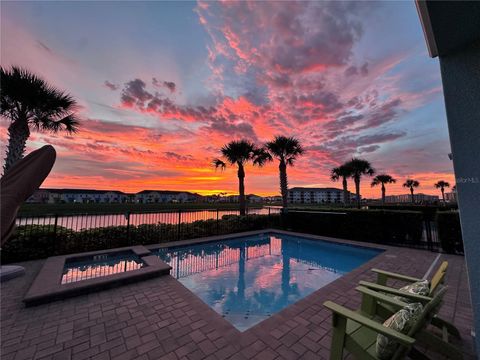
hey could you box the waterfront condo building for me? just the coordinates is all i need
[287,187,353,204]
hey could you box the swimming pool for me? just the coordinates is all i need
[154,232,382,331]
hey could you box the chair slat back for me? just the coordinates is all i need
[429,261,448,295]
[409,286,448,336]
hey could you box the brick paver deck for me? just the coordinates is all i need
[1,233,476,359]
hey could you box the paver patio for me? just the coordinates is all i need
[1,233,476,359]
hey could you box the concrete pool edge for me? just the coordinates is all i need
[23,245,171,306]
[145,228,389,252]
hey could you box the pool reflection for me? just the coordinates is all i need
[156,234,380,331]
[61,254,144,284]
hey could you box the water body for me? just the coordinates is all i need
[17,207,281,231]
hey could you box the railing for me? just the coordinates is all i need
[285,210,442,252]
[159,236,282,279]
[61,258,144,284]
[3,206,454,264]
[3,207,281,263]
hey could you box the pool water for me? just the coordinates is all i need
[155,233,381,331]
[61,251,145,284]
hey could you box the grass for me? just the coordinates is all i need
[18,202,269,216]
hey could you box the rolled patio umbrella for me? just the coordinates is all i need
[1,145,56,247]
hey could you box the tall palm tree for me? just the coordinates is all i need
[330,165,352,205]
[371,174,396,204]
[344,158,375,208]
[434,180,450,203]
[213,140,270,215]
[265,136,304,209]
[403,179,420,204]
[1,66,80,172]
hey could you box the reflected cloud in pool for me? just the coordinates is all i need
[155,233,381,331]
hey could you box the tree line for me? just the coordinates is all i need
[213,138,453,213]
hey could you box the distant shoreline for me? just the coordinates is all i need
[18,202,270,216]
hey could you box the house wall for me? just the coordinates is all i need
[440,40,480,351]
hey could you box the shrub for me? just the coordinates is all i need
[436,211,463,254]
[1,214,280,263]
[285,210,424,246]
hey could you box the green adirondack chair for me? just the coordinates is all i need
[323,286,453,360]
[372,261,448,297]
[362,261,461,339]
[357,286,464,360]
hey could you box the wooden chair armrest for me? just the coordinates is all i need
[323,301,416,346]
[356,286,409,309]
[359,281,433,303]
[372,268,422,283]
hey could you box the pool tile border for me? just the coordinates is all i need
[23,245,171,306]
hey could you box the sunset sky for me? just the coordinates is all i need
[0,1,455,197]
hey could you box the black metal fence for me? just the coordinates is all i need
[284,210,443,252]
[2,207,281,263]
[2,206,460,264]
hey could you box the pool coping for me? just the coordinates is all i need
[23,245,171,306]
[145,228,389,252]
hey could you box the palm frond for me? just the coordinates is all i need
[252,147,272,167]
[403,179,420,188]
[434,180,450,189]
[220,140,256,165]
[371,174,396,187]
[212,158,226,171]
[0,66,80,134]
[266,136,304,165]
[345,157,375,178]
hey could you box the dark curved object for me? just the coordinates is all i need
[1,145,56,246]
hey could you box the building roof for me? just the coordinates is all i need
[385,193,439,198]
[39,188,203,197]
[288,187,343,192]
[136,190,198,196]
[40,188,126,195]
[416,0,480,57]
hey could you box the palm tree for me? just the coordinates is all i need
[330,165,352,205]
[434,180,450,203]
[403,179,420,204]
[213,140,270,215]
[344,158,375,208]
[371,174,396,204]
[265,136,304,209]
[1,66,79,172]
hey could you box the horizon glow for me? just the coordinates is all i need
[0,1,454,198]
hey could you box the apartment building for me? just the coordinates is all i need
[287,187,350,204]
[134,190,200,203]
[27,189,129,204]
[384,193,439,203]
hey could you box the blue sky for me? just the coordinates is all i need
[1,1,454,196]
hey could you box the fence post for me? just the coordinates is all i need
[425,220,433,251]
[53,214,58,254]
[216,209,219,235]
[177,210,182,241]
[126,211,131,245]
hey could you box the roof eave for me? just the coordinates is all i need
[415,0,438,58]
